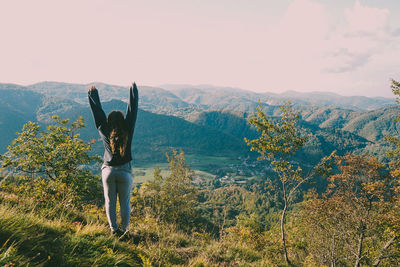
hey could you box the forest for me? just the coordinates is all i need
[0,81,399,266]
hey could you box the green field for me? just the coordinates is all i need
[132,166,216,185]
[185,154,241,170]
[132,154,254,185]
[132,166,170,184]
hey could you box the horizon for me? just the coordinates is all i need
[2,80,396,99]
[1,0,400,97]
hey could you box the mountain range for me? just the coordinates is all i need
[0,82,398,167]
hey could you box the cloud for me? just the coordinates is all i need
[323,1,392,73]
[324,48,370,73]
[343,1,391,46]
[269,0,394,74]
[345,1,389,33]
[262,0,399,96]
[0,0,398,97]
[393,28,400,36]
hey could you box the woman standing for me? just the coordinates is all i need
[88,83,138,236]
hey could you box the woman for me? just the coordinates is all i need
[88,83,138,236]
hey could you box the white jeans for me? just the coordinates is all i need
[101,162,133,232]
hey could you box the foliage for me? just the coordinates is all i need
[245,102,308,161]
[384,79,400,237]
[197,183,278,239]
[301,153,398,266]
[245,101,325,265]
[0,116,101,210]
[391,79,400,104]
[132,150,200,231]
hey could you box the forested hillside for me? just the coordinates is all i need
[0,89,249,164]
[0,89,44,150]
[0,83,388,168]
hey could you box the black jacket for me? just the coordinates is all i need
[88,84,138,166]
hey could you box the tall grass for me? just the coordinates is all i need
[0,191,280,266]
[0,204,142,266]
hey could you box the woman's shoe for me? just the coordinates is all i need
[111,229,124,237]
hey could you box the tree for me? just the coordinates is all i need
[384,79,400,238]
[300,80,400,267]
[302,153,397,267]
[133,150,199,230]
[245,102,333,265]
[374,78,400,266]
[0,116,101,208]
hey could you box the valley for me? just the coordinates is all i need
[0,82,398,183]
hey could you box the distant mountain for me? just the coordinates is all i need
[0,88,249,164]
[0,81,398,165]
[6,82,392,116]
[277,90,395,111]
[188,110,258,141]
[27,81,185,108]
[25,82,202,117]
[342,106,400,142]
[301,105,400,143]
[301,106,358,129]
[0,89,44,150]
[162,84,395,111]
[167,87,263,113]
[189,110,370,165]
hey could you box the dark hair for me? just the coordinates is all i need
[107,111,128,157]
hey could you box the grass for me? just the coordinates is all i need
[0,152,272,266]
[132,166,170,184]
[0,204,143,266]
[0,196,277,266]
[132,167,217,185]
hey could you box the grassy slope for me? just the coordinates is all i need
[0,198,274,266]
[0,204,143,266]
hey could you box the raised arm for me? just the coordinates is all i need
[125,83,139,134]
[88,86,107,129]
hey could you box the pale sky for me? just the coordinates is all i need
[1,0,399,97]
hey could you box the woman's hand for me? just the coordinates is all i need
[89,85,97,93]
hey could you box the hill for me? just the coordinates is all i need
[0,89,44,150]
[7,81,393,115]
[189,110,370,165]
[0,81,397,167]
[163,84,395,111]
[0,88,249,164]
[342,106,400,142]
[301,105,400,143]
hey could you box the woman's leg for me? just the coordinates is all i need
[102,167,119,231]
[116,171,133,232]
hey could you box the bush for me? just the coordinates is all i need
[0,116,102,214]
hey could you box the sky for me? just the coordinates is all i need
[1,0,400,97]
